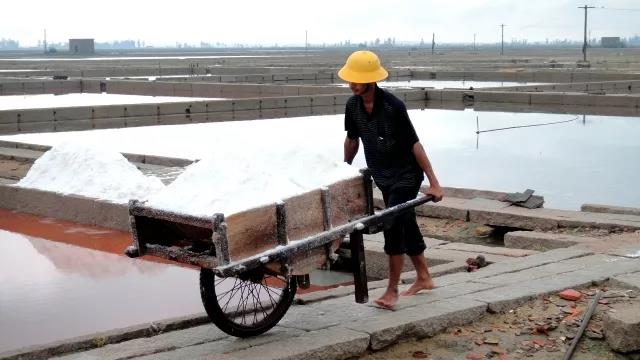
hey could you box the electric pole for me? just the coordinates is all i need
[43,29,47,54]
[473,33,477,51]
[578,5,595,62]
[500,24,506,55]
[431,33,435,55]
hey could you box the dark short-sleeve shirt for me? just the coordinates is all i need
[344,85,424,189]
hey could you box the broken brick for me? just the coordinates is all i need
[559,289,582,301]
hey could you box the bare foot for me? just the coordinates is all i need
[374,287,398,310]
[400,278,435,296]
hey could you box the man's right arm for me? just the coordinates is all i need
[344,136,359,165]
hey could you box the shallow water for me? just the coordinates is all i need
[0,211,204,353]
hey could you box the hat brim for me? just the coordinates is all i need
[338,66,388,83]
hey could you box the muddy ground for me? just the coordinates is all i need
[359,284,640,360]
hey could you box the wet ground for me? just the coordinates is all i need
[360,284,640,360]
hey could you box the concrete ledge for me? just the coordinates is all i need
[582,203,640,216]
[504,230,598,250]
[0,184,129,231]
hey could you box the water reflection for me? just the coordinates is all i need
[0,230,203,353]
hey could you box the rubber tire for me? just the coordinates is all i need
[199,268,297,338]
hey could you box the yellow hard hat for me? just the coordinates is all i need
[338,50,388,83]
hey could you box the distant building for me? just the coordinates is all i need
[601,37,623,48]
[69,38,95,54]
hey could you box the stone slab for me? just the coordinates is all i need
[604,303,640,353]
[343,297,486,350]
[436,242,538,257]
[610,272,640,291]
[504,230,597,250]
[51,323,227,360]
[572,232,640,258]
[214,327,369,360]
[473,254,619,286]
[416,197,469,220]
[431,247,592,287]
[465,256,640,312]
[132,327,305,360]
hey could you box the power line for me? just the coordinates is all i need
[598,7,640,12]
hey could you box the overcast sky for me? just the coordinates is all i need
[3,0,639,46]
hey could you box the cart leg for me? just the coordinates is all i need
[350,230,369,303]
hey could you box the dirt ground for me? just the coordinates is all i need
[359,284,640,360]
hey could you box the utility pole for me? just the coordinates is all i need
[500,24,506,55]
[43,29,47,54]
[305,30,308,64]
[473,33,477,51]
[579,5,595,62]
[431,33,435,55]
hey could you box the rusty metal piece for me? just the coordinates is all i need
[321,187,333,231]
[296,274,311,289]
[276,202,288,246]
[360,169,375,216]
[350,230,368,303]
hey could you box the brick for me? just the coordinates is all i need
[558,289,583,301]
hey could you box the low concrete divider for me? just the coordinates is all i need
[581,203,640,216]
[0,184,130,231]
[0,89,425,134]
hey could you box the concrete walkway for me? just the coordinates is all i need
[43,244,639,360]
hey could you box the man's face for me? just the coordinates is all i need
[349,82,372,96]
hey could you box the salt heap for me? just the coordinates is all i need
[16,142,165,203]
[146,144,360,216]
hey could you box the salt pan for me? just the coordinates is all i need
[15,142,165,203]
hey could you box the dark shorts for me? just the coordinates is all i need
[379,184,426,256]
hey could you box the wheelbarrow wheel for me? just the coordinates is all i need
[200,267,297,337]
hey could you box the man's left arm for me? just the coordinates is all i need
[412,142,444,202]
[394,105,444,202]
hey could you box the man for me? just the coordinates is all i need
[339,50,444,310]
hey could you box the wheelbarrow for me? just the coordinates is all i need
[124,169,434,337]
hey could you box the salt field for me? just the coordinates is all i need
[0,93,222,110]
[3,109,639,210]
